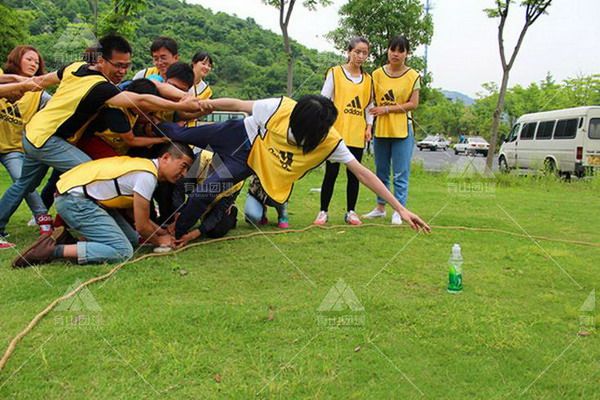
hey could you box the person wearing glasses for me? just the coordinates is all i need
[0,35,205,246]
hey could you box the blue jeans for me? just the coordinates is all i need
[373,127,415,207]
[55,194,138,264]
[244,194,288,223]
[0,151,47,217]
[0,136,91,232]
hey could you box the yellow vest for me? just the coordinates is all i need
[0,91,43,153]
[93,107,138,155]
[195,149,244,216]
[142,66,160,78]
[247,97,343,204]
[25,62,109,148]
[57,156,158,209]
[330,66,372,148]
[372,67,420,139]
[186,82,213,128]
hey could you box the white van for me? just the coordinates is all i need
[498,106,600,177]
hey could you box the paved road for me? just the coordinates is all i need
[411,146,499,172]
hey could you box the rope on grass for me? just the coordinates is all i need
[1,223,598,372]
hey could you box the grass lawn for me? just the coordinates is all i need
[0,156,599,399]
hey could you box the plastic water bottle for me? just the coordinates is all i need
[447,244,463,293]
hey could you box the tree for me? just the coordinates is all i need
[327,0,433,69]
[484,0,552,169]
[98,0,148,38]
[0,4,30,62]
[263,0,332,96]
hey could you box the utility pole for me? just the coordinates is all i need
[423,0,432,77]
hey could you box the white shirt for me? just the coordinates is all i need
[321,67,375,125]
[68,160,158,202]
[243,98,355,164]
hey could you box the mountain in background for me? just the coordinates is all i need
[441,90,475,106]
[5,0,342,98]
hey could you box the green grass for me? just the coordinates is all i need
[1,157,599,399]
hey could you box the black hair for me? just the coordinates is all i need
[191,51,214,67]
[82,46,99,65]
[150,36,178,56]
[159,141,194,160]
[165,62,194,89]
[125,78,159,96]
[98,35,132,60]
[289,95,338,154]
[388,35,410,53]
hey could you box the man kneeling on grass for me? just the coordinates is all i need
[12,142,194,267]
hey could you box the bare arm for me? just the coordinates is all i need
[345,159,431,232]
[153,81,188,100]
[370,89,420,116]
[106,92,203,113]
[133,193,173,246]
[122,131,169,147]
[207,98,255,114]
[32,72,61,89]
[0,74,27,84]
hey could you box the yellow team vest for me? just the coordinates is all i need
[142,66,160,78]
[94,107,138,155]
[25,62,109,148]
[186,82,213,128]
[372,67,420,139]
[57,156,158,209]
[330,66,372,148]
[247,97,343,204]
[0,91,43,153]
[195,149,244,217]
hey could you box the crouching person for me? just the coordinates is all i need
[12,142,193,267]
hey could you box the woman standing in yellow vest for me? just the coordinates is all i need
[0,46,52,243]
[315,37,373,226]
[186,51,214,128]
[364,36,421,225]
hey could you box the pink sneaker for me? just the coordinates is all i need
[0,236,16,250]
[313,211,328,225]
[277,217,289,229]
[345,211,362,226]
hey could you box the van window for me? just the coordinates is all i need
[508,124,520,142]
[536,120,555,140]
[589,118,600,140]
[554,118,578,139]
[520,122,537,140]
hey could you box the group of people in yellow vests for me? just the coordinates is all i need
[0,32,430,268]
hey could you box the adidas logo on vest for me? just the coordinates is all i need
[381,89,395,104]
[344,96,363,116]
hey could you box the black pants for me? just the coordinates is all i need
[320,146,363,212]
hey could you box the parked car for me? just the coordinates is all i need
[454,136,490,156]
[498,106,600,177]
[417,135,450,151]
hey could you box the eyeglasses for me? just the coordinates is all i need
[105,58,132,70]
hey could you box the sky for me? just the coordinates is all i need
[191,0,599,98]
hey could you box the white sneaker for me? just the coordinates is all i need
[363,208,387,219]
[27,217,37,227]
[344,210,362,226]
[313,211,328,225]
[391,211,403,225]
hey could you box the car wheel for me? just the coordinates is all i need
[499,156,509,174]
[454,150,458,155]
[543,158,558,177]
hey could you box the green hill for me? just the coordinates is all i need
[4,0,342,98]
